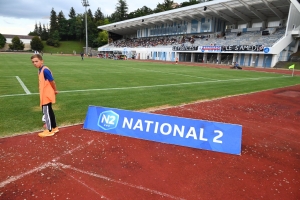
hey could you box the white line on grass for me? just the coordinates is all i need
[57,76,290,94]
[126,66,218,80]
[15,76,31,94]
[0,76,291,98]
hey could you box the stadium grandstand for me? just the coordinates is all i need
[97,0,300,68]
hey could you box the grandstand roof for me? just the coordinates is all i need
[97,0,290,35]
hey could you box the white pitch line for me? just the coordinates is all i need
[57,76,289,94]
[15,76,31,94]
[126,66,218,80]
[55,162,185,200]
[0,93,39,98]
[0,76,290,98]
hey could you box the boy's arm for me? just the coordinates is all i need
[49,81,59,94]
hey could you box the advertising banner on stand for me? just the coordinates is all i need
[83,106,243,155]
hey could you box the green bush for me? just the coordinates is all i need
[0,33,6,49]
[30,36,44,51]
[46,38,60,47]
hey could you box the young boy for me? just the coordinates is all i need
[31,54,59,137]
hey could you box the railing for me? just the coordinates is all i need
[106,28,286,49]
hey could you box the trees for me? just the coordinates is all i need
[95,30,108,47]
[49,8,59,37]
[8,36,24,50]
[111,0,128,22]
[87,8,94,21]
[69,7,76,18]
[94,8,107,27]
[34,23,39,35]
[85,8,98,48]
[29,22,42,37]
[29,1,203,47]
[47,8,62,46]
[155,0,174,13]
[57,11,68,40]
[0,33,6,49]
[38,22,43,36]
[181,0,199,7]
[68,7,77,40]
[127,6,153,19]
[30,36,44,51]
[103,18,110,25]
[75,14,84,41]
[40,24,49,41]
[94,8,104,22]
[46,30,60,47]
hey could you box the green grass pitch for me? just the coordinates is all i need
[0,53,299,137]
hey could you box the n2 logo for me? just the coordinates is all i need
[98,110,119,130]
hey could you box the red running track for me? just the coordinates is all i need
[0,84,299,200]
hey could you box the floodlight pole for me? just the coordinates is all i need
[82,0,89,56]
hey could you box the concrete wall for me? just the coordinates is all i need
[0,36,33,51]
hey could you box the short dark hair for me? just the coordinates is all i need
[31,54,43,60]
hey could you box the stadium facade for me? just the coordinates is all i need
[0,35,34,51]
[97,0,300,68]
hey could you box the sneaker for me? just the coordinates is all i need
[52,127,59,133]
[38,130,55,137]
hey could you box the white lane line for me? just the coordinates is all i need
[15,76,31,94]
[0,76,291,98]
[0,162,51,188]
[55,162,185,200]
[51,140,94,162]
[68,173,109,199]
[0,137,184,199]
[0,140,94,188]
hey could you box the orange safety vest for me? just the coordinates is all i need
[39,66,56,107]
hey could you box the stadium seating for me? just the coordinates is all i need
[107,27,286,49]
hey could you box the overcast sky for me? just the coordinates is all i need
[0,0,187,35]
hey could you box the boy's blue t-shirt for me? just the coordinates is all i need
[39,66,54,81]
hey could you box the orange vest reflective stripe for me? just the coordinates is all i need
[39,66,56,107]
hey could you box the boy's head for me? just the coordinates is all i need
[31,54,44,68]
